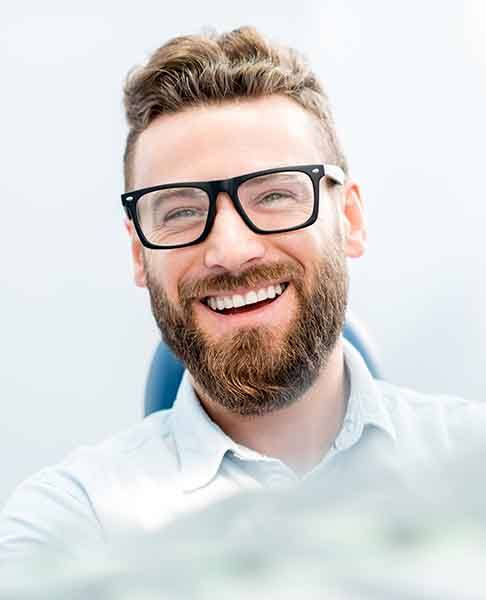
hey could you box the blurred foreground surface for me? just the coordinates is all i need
[1,444,485,600]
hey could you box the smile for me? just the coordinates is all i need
[201,282,289,315]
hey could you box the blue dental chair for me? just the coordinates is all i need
[144,315,381,417]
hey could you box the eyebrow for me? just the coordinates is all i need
[150,188,207,202]
[242,172,303,186]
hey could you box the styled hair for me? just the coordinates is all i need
[122,26,348,190]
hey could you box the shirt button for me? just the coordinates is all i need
[344,419,354,432]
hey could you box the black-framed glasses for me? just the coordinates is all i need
[121,163,345,250]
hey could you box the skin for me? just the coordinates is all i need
[126,95,366,475]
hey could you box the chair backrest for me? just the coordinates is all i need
[144,316,382,417]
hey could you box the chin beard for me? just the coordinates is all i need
[145,250,348,417]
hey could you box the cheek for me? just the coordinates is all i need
[315,202,346,249]
[299,223,331,256]
[144,253,172,294]
[268,225,324,263]
[154,252,195,303]
[316,196,339,229]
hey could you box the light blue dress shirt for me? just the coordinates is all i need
[1,339,484,560]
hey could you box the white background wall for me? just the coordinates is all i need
[1,0,485,505]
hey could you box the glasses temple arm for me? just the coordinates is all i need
[323,164,346,185]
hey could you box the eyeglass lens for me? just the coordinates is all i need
[135,171,314,247]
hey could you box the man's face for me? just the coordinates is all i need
[127,96,365,415]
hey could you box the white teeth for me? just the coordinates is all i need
[233,294,245,308]
[205,283,287,313]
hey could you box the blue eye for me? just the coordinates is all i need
[162,207,208,225]
[258,192,289,205]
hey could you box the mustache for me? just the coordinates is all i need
[178,261,304,301]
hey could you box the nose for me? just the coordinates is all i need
[203,193,266,272]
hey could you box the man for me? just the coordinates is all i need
[1,26,484,560]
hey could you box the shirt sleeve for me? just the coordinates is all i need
[0,466,105,564]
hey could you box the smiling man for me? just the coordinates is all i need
[1,26,484,560]
[126,91,358,476]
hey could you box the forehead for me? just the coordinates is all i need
[131,95,325,189]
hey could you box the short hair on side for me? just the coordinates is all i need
[122,26,348,190]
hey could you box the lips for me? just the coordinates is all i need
[202,282,289,313]
[201,282,289,317]
[212,295,279,315]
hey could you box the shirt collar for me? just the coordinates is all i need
[172,336,396,491]
[171,371,241,492]
[335,339,397,451]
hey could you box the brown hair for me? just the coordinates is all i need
[123,26,348,190]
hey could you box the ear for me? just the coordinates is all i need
[341,181,367,258]
[124,218,147,287]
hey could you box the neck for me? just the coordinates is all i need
[192,339,348,477]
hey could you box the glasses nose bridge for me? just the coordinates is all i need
[209,177,245,225]
[211,177,238,208]
[206,177,253,240]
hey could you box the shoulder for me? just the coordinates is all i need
[79,408,175,460]
[376,379,486,454]
[0,409,178,558]
[35,408,178,490]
